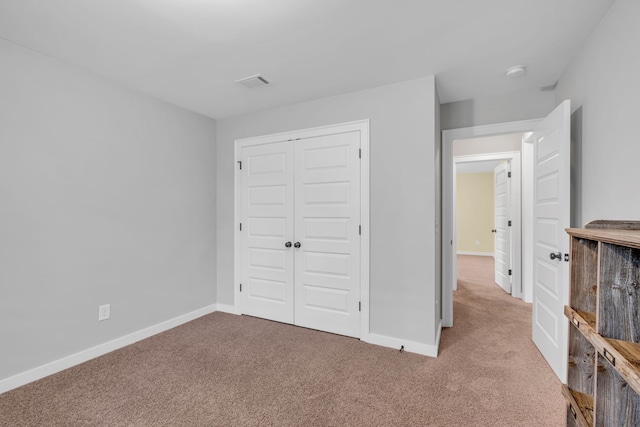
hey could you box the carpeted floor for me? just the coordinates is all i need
[0,255,564,426]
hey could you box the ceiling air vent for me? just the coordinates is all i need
[235,74,270,89]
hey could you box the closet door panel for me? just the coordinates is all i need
[294,131,361,337]
[240,141,294,323]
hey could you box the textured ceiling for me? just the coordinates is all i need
[0,0,615,118]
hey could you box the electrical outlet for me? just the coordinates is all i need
[98,304,110,321]
[475,240,480,246]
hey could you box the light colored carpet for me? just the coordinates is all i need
[0,255,564,426]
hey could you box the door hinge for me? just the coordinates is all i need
[564,253,570,262]
[359,148,361,159]
[508,269,512,276]
[359,225,361,235]
[239,223,242,231]
[237,160,242,170]
[508,171,511,178]
[239,283,242,292]
[359,301,361,312]
[508,220,512,227]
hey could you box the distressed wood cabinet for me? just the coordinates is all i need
[563,221,640,426]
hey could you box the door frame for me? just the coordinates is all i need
[443,119,541,327]
[453,152,522,297]
[233,119,370,339]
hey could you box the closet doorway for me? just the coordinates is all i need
[233,120,370,339]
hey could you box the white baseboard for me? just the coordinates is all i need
[363,330,440,358]
[457,251,494,257]
[0,304,217,395]
[1,305,443,395]
[215,303,238,315]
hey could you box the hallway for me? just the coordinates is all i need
[437,254,565,425]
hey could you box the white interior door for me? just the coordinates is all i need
[294,132,361,337]
[239,129,362,338]
[240,141,294,323]
[494,161,511,294]
[532,100,571,382]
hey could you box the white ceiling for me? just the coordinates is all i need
[0,0,614,119]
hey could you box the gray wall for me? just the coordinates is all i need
[555,0,639,225]
[0,40,217,381]
[441,88,555,130]
[217,77,439,345]
[434,88,442,326]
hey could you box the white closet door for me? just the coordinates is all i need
[293,132,361,337]
[240,141,294,324]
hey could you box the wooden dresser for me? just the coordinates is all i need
[563,221,640,426]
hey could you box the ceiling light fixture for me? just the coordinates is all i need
[505,65,527,78]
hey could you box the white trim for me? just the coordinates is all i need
[0,304,217,394]
[364,320,441,358]
[443,119,541,327]
[232,120,368,146]
[359,123,371,337]
[233,120,371,339]
[443,119,542,141]
[521,133,534,303]
[435,319,442,355]
[215,304,238,315]
[457,251,494,257]
[232,126,243,316]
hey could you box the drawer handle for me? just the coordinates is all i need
[570,404,577,419]
[604,348,616,366]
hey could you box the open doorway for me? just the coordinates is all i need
[455,158,518,297]
[454,151,522,300]
[443,103,571,381]
[456,160,503,260]
[442,120,541,328]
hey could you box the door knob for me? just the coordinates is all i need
[549,252,562,260]
[285,241,292,248]
[294,242,301,248]
[491,229,497,233]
